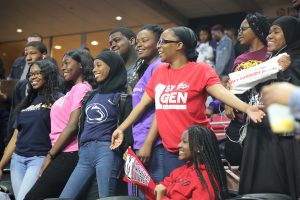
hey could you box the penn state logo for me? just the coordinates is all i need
[86,103,108,124]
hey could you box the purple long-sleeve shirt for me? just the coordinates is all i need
[208,98,224,114]
[132,58,163,149]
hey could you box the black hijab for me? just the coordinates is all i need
[272,16,300,86]
[171,26,198,62]
[272,16,300,50]
[95,50,127,93]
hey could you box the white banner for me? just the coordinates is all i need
[229,53,287,94]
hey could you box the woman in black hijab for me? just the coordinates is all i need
[60,51,131,199]
[240,16,300,199]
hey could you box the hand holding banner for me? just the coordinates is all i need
[229,53,287,94]
[123,147,156,200]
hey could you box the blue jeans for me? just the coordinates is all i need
[10,153,45,200]
[60,141,122,199]
[161,146,185,177]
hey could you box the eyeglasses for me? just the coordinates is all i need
[238,26,251,33]
[27,71,42,78]
[158,39,180,45]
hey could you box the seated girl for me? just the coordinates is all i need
[155,125,228,200]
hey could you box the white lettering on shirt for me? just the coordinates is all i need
[155,82,189,110]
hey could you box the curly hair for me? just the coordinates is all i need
[188,125,228,200]
[14,59,61,116]
[63,48,97,90]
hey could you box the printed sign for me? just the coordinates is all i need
[229,53,287,94]
[124,147,156,200]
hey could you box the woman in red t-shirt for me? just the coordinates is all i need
[155,125,227,200]
[111,26,264,177]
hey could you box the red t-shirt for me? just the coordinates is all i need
[160,163,217,200]
[146,62,220,152]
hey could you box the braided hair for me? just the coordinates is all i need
[188,125,228,200]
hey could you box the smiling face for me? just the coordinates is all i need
[25,46,44,65]
[238,19,256,45]
[178,130,191,161]
[157,29,181,63]
[135,29,158,62]
[28,64,45,90]
[61,55,82,82]
[93,59,110,82]
[267,25,286,53]
[109,32,132,59]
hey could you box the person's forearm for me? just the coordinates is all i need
[208,84,249,113]
[49,126,77,156]
[0,130,18,170]
[119,102,148,131]
[49,109,80,156]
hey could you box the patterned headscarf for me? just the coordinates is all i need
[246,12,270,45]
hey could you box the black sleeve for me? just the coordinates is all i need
[289,51,300,86]
[119,95,133,154]
[5,80,26,145]
[278,50,300,86]
[9,57,25,80]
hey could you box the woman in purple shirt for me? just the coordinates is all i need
[131,24,164,198]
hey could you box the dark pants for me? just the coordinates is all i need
[225,120,244,166]
[24,151,78,200]
[161,146,185,177]
[0,109,9,158]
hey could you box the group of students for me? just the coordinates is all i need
[0,13,299,200]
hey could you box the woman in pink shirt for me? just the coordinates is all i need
[25,48,96,199]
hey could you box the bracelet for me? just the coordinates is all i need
[48,151,55,160]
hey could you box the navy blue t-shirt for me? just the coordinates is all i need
[79,93,119,146]
[14,95,52,157]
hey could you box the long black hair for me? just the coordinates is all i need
[14,59,60,116]
[63,48,96,91]
[188,125,228,200]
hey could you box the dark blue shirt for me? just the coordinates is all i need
[79,93,119,146]
[14,95,52,157]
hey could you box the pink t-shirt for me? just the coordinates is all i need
[146,62,220,152]
[50,82,92,152]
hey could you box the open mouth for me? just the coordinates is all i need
[94,73,101,79]
[31,81,39,87]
